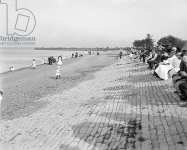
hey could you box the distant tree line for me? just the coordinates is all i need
[133,34,186,52]
[157,35,185,52]
[133,34,154,51]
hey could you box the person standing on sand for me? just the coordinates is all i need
[32,59,36,69]
[119,51,123,59]
[0,91,3,109]
[72,53,74,58]
[75,52,78,58]
[43,57,48,64]
[9,66,14,72]
[56,56,63,79]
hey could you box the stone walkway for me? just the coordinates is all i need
[1,56,187,150]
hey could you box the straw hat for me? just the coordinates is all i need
[171,47,177,52]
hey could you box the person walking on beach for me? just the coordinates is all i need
[32,59,36,69]
[119,51,123,59]
[43,57,48,64]
[56,56,63,79]
[0,91,3,110]
[75,52,78,58]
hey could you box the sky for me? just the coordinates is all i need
[10,0,187,47]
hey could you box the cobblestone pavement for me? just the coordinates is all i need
[1,56,187,150]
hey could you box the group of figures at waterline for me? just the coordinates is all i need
[0,48,91,74]
[31,56,63,79]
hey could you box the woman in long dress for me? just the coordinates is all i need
[56,56,63,79]
[155,48,181,80]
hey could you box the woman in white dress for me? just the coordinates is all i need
[155,47,181,80]
[56,56,63,79]
[43,57,48,64]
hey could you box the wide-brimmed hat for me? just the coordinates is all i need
[171,47,177,51]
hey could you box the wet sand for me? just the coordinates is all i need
[0,52,118,120]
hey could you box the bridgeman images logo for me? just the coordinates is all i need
[0,0,36,46]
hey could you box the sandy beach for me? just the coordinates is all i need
[1,53,187,150]
[0,52,118,120]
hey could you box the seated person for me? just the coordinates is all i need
[139,49,148,63]
[160,51,169,62]
[173,50,187,100]
[155,47,181,80]
[168,51,182,78]
[146,51,153,62]
[147,50,158,69]
[129,52,133,58]
[153,53,163,69]
[179,75,187,101]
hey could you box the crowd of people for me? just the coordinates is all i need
[128,43,187,102]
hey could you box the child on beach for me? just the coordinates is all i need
[72,53,74,58]
[43,57,48,64]
[0,91,3,109]
[9,66,14,72]
[32,59,36,69]
[56,56,63,79]
[56,69,61,79]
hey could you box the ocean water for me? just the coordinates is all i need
[0,48,87,73]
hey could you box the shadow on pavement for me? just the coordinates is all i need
[71,120,144,150]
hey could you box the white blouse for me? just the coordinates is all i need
[57,60,63,66]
